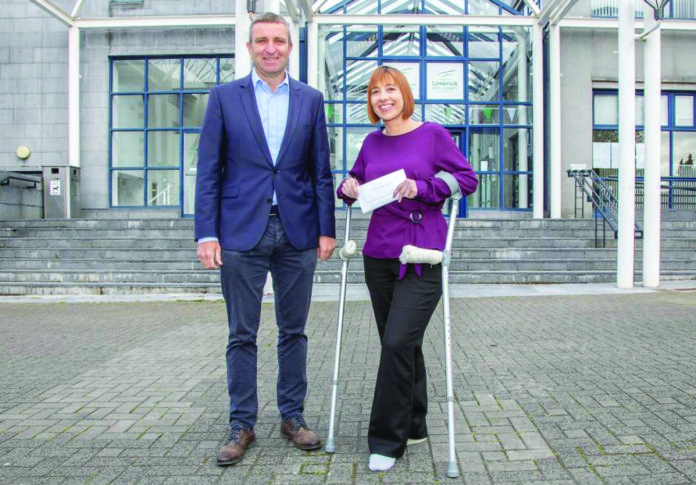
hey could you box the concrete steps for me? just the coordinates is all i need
[1,215,694,295]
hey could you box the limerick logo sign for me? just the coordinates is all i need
[427,63,463,101]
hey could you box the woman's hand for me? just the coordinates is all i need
[394,179,418,203]
[341,177,360,199]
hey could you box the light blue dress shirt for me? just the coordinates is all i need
[197,69,290,244]
[252,68,290,170]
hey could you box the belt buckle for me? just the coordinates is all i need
[409,211,422,223]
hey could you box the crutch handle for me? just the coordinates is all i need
[339,240,357,260]
[398,245,443,265]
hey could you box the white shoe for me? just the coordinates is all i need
[407,436,428,446]
[368,453,396,472]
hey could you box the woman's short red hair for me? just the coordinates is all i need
[366,66,415,125]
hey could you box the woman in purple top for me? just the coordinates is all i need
[337,66,478,472]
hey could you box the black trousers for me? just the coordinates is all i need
[364,256,442,458]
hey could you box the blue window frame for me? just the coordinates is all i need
[109,55,234,216]
[592,90,696,208]
[322,22,533,212]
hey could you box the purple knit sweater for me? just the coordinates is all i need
[338,122,478,273]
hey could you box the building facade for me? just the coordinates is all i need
[1,0,695,219]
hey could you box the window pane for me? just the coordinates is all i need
[113,60,144,92]
[427,62,464,100]
[503,173,531,209]
[328,126,344,171]
[469,173,499,208]
[502,105,530,125]
[346,25,378,58]
[635,95,644,126]
[469,130,500,171]
[148,94,180,128]
[148,58,181,91]
[147,170,180,206]
[468,0,500,15]
[326,103,343,124]
[345,59,378,101]
[424,0,465,14]
[346,0,378,14]
[503,128,531,172]
[112,131,144,167]
[148,131,179,167]
[220,57,235,83]
[594,94,618,125]
[346,127,374,171]
[661,131,670,176]
[468,27,500,59]
[469,61,500,101]
[502,27,531,102]
[675,95,694,126]
[184,58,217,90]
[112,170,143,206]
[662,95,668,126]
[469,105,500,125]
[382,26,420,57]
[320,25,346,100]
[183,93,208,127]
[183,132,199,215]
[347,102,370,124]
[425,26,463,57]
[673,131,696,173]
[424,104,466,124]
[592,129,619,169]
[112,95,144,129]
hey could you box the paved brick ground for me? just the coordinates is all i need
[1,287,695,484]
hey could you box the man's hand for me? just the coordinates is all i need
[318,236,337,261]
[197,241,223,269]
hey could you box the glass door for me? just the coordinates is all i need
[182,130,200,217]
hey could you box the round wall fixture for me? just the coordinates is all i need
[16,145,31,160]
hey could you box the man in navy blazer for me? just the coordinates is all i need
[195,12,336,467]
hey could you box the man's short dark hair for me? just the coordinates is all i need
[248,12,292,44]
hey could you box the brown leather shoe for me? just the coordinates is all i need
[216,428,255,466]
[280,416,321,450]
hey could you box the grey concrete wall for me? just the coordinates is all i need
[1,1,235,212]
[0,0,71,173]
[559,25,696,217]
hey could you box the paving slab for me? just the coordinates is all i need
[0,283,695,483]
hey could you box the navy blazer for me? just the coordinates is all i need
[194,74,336,251]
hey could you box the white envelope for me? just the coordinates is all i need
[357,169,406,214]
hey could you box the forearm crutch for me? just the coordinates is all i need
[399,173,462,478]
[325,205,357,453]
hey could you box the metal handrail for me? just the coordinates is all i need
[0,171,41,189]
[147,181,173,206]
[567,168,643,248]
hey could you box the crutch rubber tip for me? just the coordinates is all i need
[324,439,336,453]
[446,463,459,478]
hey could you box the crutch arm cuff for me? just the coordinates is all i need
[435,171,461,199]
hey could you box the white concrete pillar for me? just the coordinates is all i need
[617,0,636,288]
[68,26,80,169]
[532,23,545,219]
[307,20,318,89]
[642,13,661,288]
[235,0,251,78]
[67,26,80,219]
[549,24,561,219]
